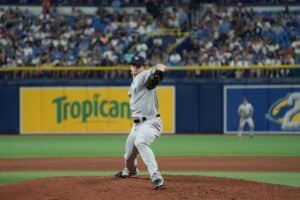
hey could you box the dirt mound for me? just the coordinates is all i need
[0,176,299,200]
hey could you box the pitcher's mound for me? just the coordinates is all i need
[0,176,299,200]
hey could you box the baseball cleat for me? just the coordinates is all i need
[152,178,164,190]
[114,171,128,178]
[114,169,138,178]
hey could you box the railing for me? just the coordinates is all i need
[0,65,299,72]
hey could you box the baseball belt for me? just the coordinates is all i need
[133,114,160,124]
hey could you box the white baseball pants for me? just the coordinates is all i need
[124,117,162,178]
[239,117,254,129]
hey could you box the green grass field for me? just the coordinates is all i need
[0,135,300,187]
[1,135,300,157]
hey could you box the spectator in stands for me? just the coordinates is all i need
[292,36,300,60]
[146,0,161,19]
[176,7,189,30]
[42,0,51,14]
[112,0,121,13]
[168,51,182,66]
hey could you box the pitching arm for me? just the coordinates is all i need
[145,64,166,90]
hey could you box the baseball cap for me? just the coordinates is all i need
[129,55,145,66]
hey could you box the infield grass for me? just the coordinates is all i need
[0,135,300,158]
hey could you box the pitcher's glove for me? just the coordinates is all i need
[145,69,164,90]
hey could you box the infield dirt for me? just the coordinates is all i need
[0,156,300,200]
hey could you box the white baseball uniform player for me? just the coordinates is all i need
[238,97,254,137]
[115,55,165,190]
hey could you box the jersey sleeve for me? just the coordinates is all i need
[136,69,152,87]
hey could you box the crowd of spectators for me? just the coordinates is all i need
[176,5,300,78]
[0,7,150,79]
[0,2,299,79]
[0,0,194,7]
[0,3,191,79]
[0,0,298,6]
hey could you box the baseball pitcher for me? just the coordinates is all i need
[115,55,165,190]
[238,97,255,137]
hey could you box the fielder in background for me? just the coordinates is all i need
[237,97,255,138]
[114,55,165,190]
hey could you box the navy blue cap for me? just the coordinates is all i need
[129,55,145,66]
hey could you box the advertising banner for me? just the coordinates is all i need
[21,87,175,134]
[224,85,300,134]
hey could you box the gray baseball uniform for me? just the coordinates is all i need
[123,68,163,182]
[238,102,254,137]
[238,103,254,128]
[129,69,159,118]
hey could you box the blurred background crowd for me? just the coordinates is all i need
[0,0,299,79]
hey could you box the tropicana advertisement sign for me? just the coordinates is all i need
[20,87,175,134]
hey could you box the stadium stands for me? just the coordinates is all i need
[175,5,300,78]
[0,1,299,79]
[0,0,298,6]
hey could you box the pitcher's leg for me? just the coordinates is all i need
[115,127,138,178]
[135,134,158,177]
[134,121,162,178]
[134,124,164,189]
[124,128,138,174]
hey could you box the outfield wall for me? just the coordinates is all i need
[0,79,299,134]
[224,84,300,134]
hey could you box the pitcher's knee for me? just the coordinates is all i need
[124,153,130,160]
[134,140,147,149]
